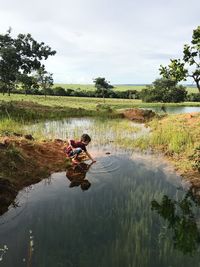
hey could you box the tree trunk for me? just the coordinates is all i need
[103,88,105,103]
[196,80,200,93]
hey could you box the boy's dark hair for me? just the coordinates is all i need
[81,134,91,143]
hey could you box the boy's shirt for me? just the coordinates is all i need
[65,140,87,156]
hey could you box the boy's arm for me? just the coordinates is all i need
[68,139,75,149]
[85,151,96,163]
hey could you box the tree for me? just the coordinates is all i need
[53,87,67,96]
[140,78,187,103]
[0,29,56,95]
[17,74,38,95]
[35,68,54,97]
[159,26,200,93]
[93,77,113,102]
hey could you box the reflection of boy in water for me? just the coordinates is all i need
[66,162,93,191]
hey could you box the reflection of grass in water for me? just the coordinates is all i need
[24,118,141,145]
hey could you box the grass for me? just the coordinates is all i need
[0,118,25,136]
[0,94,200,112]
[131,113,200,172]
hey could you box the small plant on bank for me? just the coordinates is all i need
[189,146,200,172]
[96,103,112,112]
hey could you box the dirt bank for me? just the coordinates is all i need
[0,136,68,189]
[0,135,70,215]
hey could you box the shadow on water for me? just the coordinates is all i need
[151,186,200,255]
[0,179,18,216]
[66,162,94,191]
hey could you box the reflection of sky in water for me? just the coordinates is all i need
[0,150,200,266]
[144,106,200,114]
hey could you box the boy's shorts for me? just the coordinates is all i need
[68,147,82,158]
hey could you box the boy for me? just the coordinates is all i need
[65,134,96,164]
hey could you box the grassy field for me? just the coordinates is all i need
[1,94,200,111]
[53,83,198,93]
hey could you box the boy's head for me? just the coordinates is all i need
[80,180,91,191]
[81,134,91,145]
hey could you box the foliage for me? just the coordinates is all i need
[186,93,200,102]
[190,146,200,172]
[96,103,112,112]
[93,77,114,101]
[140,78,187,103]
[0,28,56,95]
[53,87,67,96]
[34,67,53,97]
[159,26,200,92]
[159,59,187,84]
[17,73,39,95]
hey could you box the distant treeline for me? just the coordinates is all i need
[1,86,141,99]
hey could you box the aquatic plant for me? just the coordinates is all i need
[0,245,8,262]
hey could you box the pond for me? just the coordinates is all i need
[143,106,200,114]
[1,118,200,267]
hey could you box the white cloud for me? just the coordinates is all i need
[0,0,200,83]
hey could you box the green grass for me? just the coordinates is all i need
[149,118,194,154]
[1,94,200,112]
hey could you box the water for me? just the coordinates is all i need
[144,106,200,114]
[1,118,200,266]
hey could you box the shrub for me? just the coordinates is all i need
[140,78,187,103]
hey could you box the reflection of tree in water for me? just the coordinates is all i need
[66,162,93,191]
[151,187,200,254]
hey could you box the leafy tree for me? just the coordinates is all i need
[0,29,56,95]
[140,78,187,103]
[17,74,38,95]
[35,68,54,97]
[93,77,114,102]
[159,26,200,93]
[53,86,67,96]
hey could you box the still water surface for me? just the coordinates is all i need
[1,118,200,267]
[144,106,200,114]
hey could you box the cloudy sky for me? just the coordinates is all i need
[0,0,199,84]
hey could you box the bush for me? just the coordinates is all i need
[140,78,187,103]
[187,93,200,102]
[53,87,67,96]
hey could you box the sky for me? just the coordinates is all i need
[0,0,199,84]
